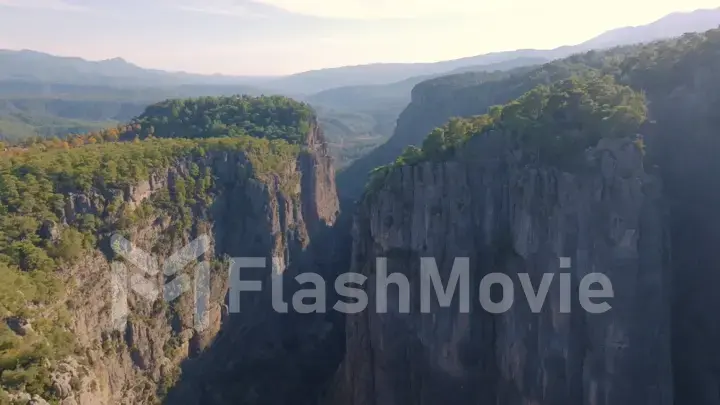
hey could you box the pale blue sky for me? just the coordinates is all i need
[0,0,717,75]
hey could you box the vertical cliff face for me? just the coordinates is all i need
[7,122,341,405]
[327,30,720,405]
[159,122,342,405]
[300,120,340,231]
[331,133,671,405]
[335,66,566,202]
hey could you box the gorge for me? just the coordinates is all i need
[2,27,720,405]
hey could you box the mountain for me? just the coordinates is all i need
[0,96,341,405]
[5,24,720,405]
[1,7,718,94]
[0,49,272,88]
[0,81,281,143]
[335,9,720,200]
[302,57,548,165]
[335,66,536,199]
[580,7,720,49]
[0,58,544,165]
[334,77,669,405]
[305,57,549,112]
[329,27,720,405]
[1,7,718,167]
[5,6,720,404]
[262,7,720,93]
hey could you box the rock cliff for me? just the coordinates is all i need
[162,119,345,405]
[330,133,672,405]
[330,29,720,405]
[1,121,340,405]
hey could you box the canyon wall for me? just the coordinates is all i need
[329,133,672,405]
[4,122,340,405]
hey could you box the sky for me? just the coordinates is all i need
[0,0,718,75]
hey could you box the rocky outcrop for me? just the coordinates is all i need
[330,134,672,405]
[335,66,553,202]
[4,122,341,405]
[329,30,720,405]
[162,122,344,405]
[5,316,32,336]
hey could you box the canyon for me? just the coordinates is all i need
[3,27,720,405]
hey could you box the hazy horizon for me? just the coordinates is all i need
[0,0,718,76]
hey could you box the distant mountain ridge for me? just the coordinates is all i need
[1,7,718,94]
[1,6,719,168]
[580,7,720,49]
[334,9,720,200]
[264,7,720,92]
[0,49,269,88]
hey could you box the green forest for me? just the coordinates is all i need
[367,75,647,191]
[356,27,720,198]
[132,95,315,144]
[0,95,309,401]
[2,18,720,405]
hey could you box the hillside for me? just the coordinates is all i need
[306,57,549,166]
[0,59,545,166]
[367,76,646,184]
[131,95,314,143]
[333,26,720,405]
[3,14,720,405]
[1,7,718,94]
[338,28,714,199]
[0,82,274,141]
[580,6,720,49]
[0,96,340,405]
[305,57,548,113]
[263,7,720,93]
[1,7,718,167]
[0,50,267,87]
[333,75,667,405]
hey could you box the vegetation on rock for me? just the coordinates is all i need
[344,27,720,200]
[366,76,647,193]
[132,95,314,144]
[0,95,311,400]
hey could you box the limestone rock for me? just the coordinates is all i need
[39,220,61,241]
[28,395,51,405]
[329,134,672,405]
[26,119,343,405]
[5,316,32,336]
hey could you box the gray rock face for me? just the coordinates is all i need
[28,395,51,405]
[5,316,32,336]
[330,134,672,405]
[162,122,343,405]
[39,220,61,241]
[4,121,341,405]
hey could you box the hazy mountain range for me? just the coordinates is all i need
[0,6,718,166]
[1,7,718,94]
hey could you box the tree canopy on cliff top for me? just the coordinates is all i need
[0,95,314,399]
[366,75,647,193]
[344,27,720,200]
[133,95,315,144]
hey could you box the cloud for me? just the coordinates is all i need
[0,0,85,11]
[0,0,487,20]
[178,4,255,17]
[249,0,492,19]
[172,0,289,18]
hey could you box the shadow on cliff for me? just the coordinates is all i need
[162,205,355,405]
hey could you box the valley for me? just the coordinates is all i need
[3,7,719,168]
[1,6,720,405]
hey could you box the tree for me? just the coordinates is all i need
[397,146,424,166]
[52,229,85,261]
